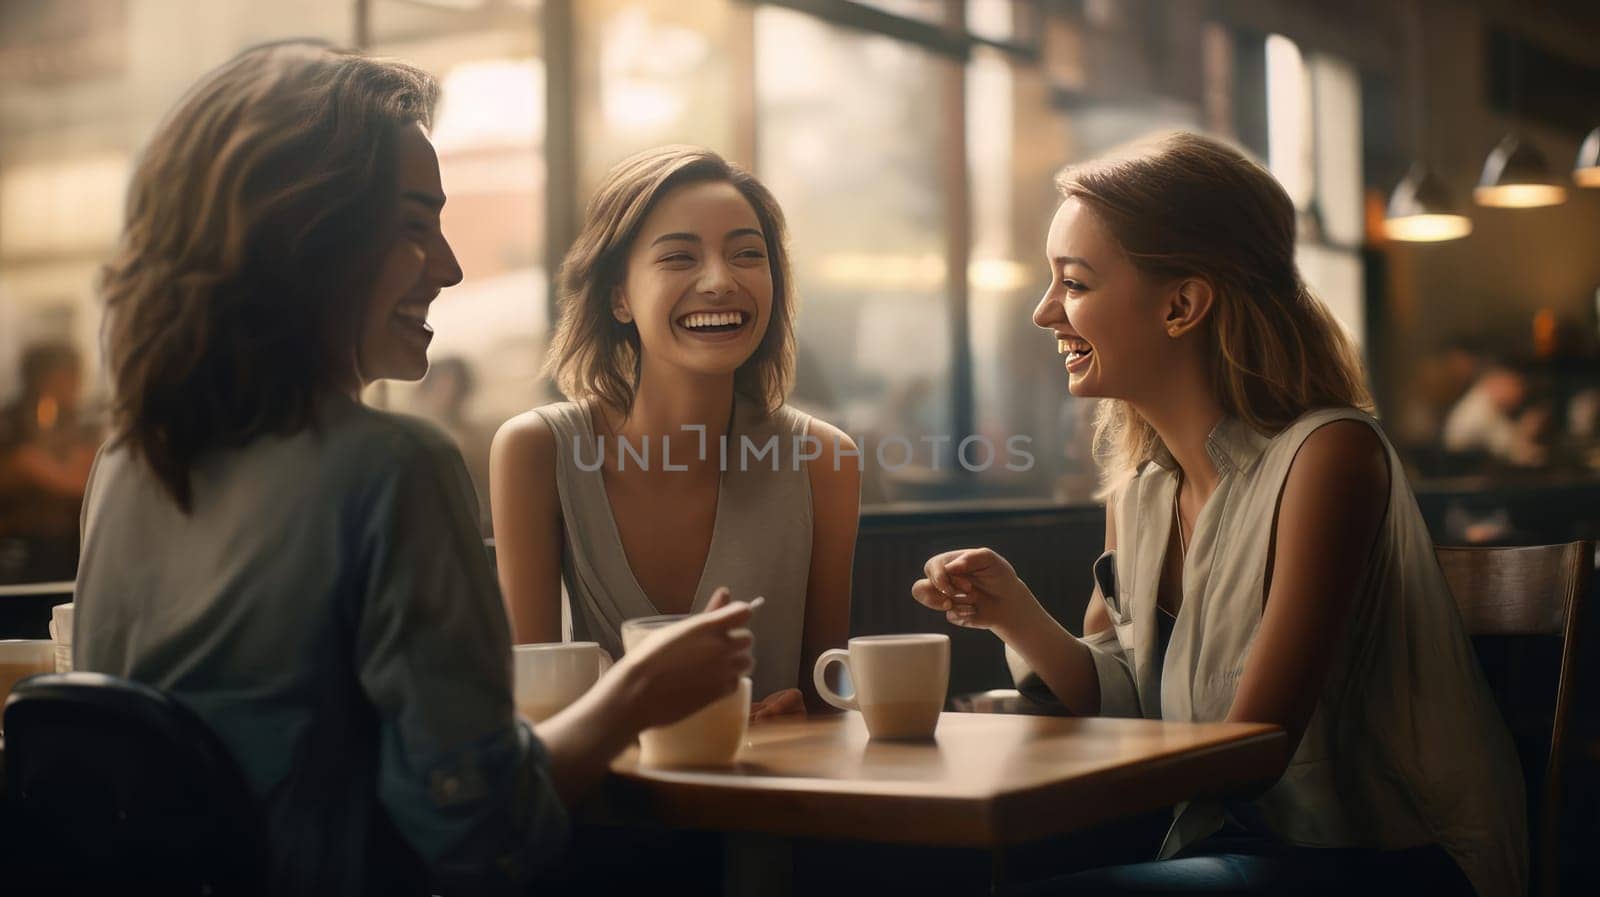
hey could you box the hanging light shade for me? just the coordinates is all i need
[1475,134,1568,207]
[1385,163,1473,241]
[1576,126,1600,188]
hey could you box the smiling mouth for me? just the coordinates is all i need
[676,310,750,335]
[394,303,434,338]
[1058,337,1092,360]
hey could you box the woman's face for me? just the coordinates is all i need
[615,180,774,382]
[1032,198,1175,401]
[357,122,463,385]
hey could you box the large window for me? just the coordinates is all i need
[574,0,743,194]
[757,6,957,503]
[367,1,547,530]
[0,1,1379,583]
[1260,31,1366,345]
[0,0,356,583]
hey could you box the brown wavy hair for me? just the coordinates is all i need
[546,146,797,416]
[100,42,438,510]
[1053,132,1374,494]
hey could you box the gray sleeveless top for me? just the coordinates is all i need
[533,398,814,699]
[1079,409,1526,897]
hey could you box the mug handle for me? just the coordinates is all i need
[598,649,614,676]
[812,648,857,712]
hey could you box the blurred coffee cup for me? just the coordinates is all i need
[0,639,55,731]
[49,602,74,672]
[513,641,611,722]
[621,613,751,768]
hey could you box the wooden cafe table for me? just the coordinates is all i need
[587,710,1287,896]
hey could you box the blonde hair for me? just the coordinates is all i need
[1053,132,1373,495]
[100,41,437,510]
[547,146,796,415]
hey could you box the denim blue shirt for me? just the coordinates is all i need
[74,395,569,894]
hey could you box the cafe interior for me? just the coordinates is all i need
[2,0,1599,894]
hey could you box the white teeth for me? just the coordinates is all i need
[1057,338,1091,357]
[681,311,746,330]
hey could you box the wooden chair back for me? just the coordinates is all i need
[1435,541,1593,897]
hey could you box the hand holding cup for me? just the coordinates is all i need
[617,587,755,731]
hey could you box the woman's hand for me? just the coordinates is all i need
[911,548,1043,636]
[750,688,805,722]
[612,587,755,729]
[535,588,754,805]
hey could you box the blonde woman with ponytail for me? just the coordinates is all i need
[912,133,1522,896]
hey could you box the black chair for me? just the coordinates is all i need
[3,672,265,895]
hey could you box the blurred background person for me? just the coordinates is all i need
[409,355,495,529]
[1392,340,1481,451]
[1441,360,1550,467]
[0,341,99,583]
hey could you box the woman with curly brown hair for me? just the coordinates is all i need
[913,133,1521,896]
[74,42,757,895]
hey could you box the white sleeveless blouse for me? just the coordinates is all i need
[1082,408,1526,897]
[532,398,815,699]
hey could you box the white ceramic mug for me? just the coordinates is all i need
[512,642,612,722]
[621,614,751,768]
[814,634,949,740]
[0,639,55,731]
[50,603,74,672]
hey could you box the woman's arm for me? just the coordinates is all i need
[489,412,564,644]
[911,494,1118,717]
[795,418,861,713]
[538,589,756,802]
[1226,420,1389,757]
[993,498,1118,715]
[355,436,756,887]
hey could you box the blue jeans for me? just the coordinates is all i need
[1006,828,1477,897]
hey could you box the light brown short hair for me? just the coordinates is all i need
[547,146,796,415]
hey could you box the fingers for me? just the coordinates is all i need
[925,548,1004,597]
[923,553,966,597]
[751,688,804,720]
[943,547,996,578]
[912,578,953,611]
[914,577,981,624]
[695,596,755,631]
[660,595,754,674]
[945,604,979,627]
[703,586,733,612]
[768,688,804,713]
